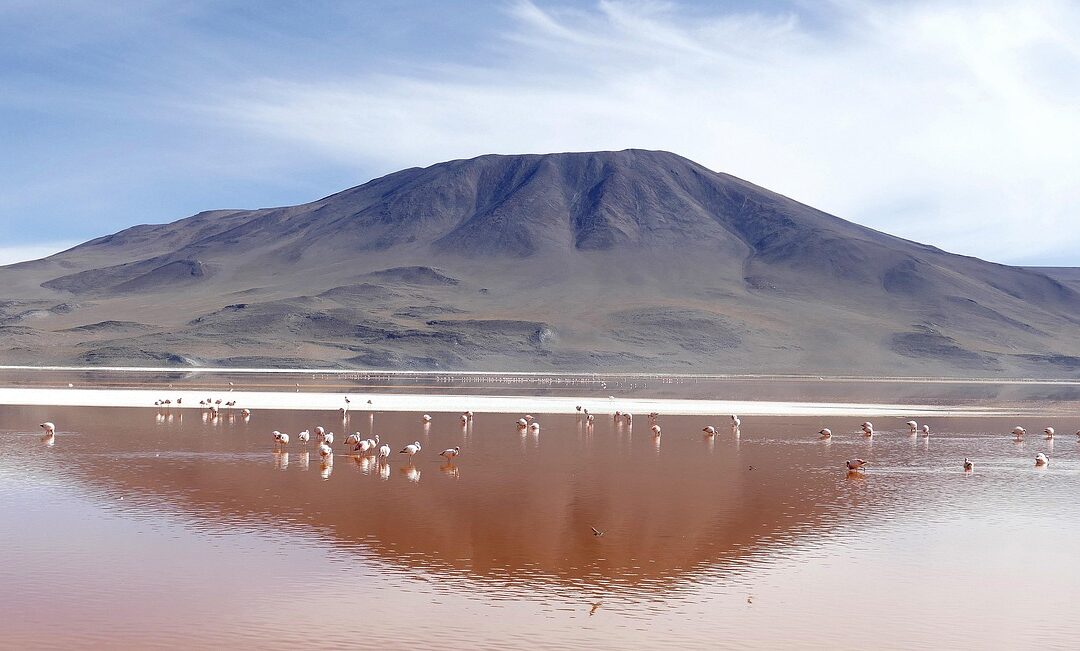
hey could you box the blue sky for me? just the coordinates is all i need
[2,0,1079,265]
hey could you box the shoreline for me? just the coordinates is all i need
[4,364,1080,385]
[0,386,1037,417]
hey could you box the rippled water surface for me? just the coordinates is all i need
[2,405,1079,649]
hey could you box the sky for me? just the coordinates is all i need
[2,0,1079,266]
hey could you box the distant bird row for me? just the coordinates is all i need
[155,397,250,417]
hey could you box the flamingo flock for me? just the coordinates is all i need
[816,419,1060,472]
[39,399,1074,481]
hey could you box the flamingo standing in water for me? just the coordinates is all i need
[963,458,974,471]
[355,434,380,454]
[400,441,422,458]
[1012,427,1026,441]
[921,425,930,437]
[819,428,832,440]
[40,422,56,437]
[1035,453,1049,467]
[905,420,918,434]
[703,426,717,435]
[318,443,333,459]
[378,443,391,461]
[651,425,662,437]
[297,430,311,443]
[861,422,874,437]
[440,446,461,461]
[272,431,290,446]
[1044,427,1055,439]
[345,433,363,447]
[421,414,432,423]
[846,459,868,471]
[529,422,540,433]
[731,415,741,429]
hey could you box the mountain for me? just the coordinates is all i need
[2,149,1079,376]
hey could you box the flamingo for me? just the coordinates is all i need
[516,418,528,427]
[39,422,56,436]
[400,441,422,458]
[586,414,595,424]
[465,410,474,420]
[861,421,874,437]
[1044,427,1055,439]
[921,425,930,437]
[846,459,868,471]
[963,458,974,471]
[421,414,432,423]
[651,425,662,437]
[819,428,832,440]
[322,432,335,446]
[272,431,290,445]
[460,414,469,425]
[440,446,461,461]
[731,415,741,429]
[1012,426,1026,441]
[314,426,326,441]
[905,420,918,434]
[624,413,633,424]
[529,422,540,433]
[355,435,379,455]
[318,443,333,459]
[378,443,391,461]
[345,433,363,447]
[1035,453,1049,467]
[297,430,310,443]
[576,405,582,412]
[703,426,717,435]
[240,408,251,417]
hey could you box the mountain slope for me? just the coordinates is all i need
[2,149,1078,375]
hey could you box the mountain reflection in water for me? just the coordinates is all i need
[1,405,1078,649]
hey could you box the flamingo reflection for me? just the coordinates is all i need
[401,465,421,482]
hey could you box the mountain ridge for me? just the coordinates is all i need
[2,149,1078,375]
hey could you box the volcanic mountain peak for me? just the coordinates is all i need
[2,149,1079,375]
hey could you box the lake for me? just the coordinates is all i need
[1,404,1078,649]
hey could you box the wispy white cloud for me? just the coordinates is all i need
[205,0,1080,265]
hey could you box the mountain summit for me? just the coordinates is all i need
[2,149,1078,374]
